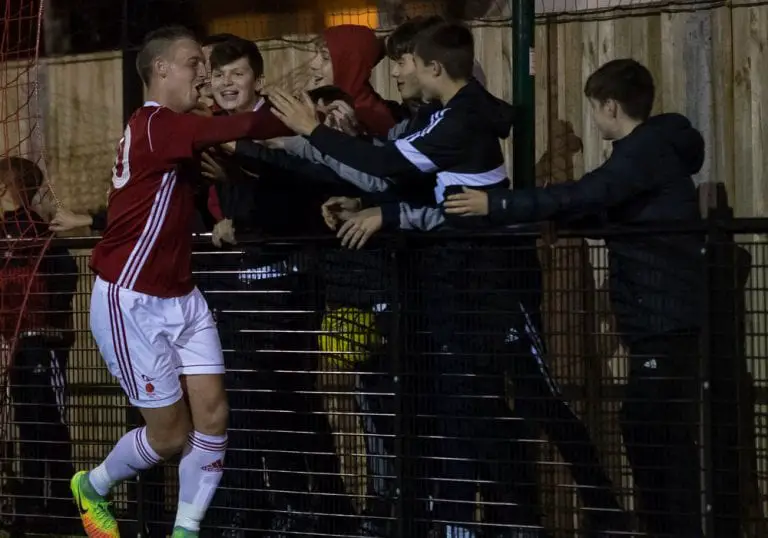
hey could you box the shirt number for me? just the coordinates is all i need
[112,125,132,189]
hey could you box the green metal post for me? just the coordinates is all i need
[512,0,535,189]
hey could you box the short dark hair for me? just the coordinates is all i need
[0,157,45,205]
[413,22,474,80]
[136,25,197,86]
[307,85,354,108]
[209,38,264,78]
[386,15,445,60]
[201,33,240,48]
[584,59,655,120]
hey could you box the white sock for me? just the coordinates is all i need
[174,431,227,532]
[89,426,161,496]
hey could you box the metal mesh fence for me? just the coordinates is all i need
[0,222,766,537]
[1,1,765,537]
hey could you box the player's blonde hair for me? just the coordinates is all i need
[135,25,197,86]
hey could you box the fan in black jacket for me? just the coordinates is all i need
[446,60,706,538]
[228,115,397,531]
[199,87,369,535]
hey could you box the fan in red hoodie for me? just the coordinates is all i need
[308,25,401,137]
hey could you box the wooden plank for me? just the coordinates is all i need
[710,6,734,199]
[43,52,123,212]
[539,0,671,13]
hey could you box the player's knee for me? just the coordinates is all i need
[193,396,229,436]
[145,419,192,458]
[141,401,194,458]
[184,374,229,435]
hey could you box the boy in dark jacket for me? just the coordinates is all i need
[445,58,706,538]
[197,39,355,535]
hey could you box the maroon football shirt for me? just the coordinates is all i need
[91,101,289,297]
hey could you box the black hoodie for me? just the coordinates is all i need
[307,78,516,228]
[486,113,706,342]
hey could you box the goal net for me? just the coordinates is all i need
[0,0,54,520]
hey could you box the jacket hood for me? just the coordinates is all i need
[323,25,395,136]
[642,113,705,176]
[450,79,517,139]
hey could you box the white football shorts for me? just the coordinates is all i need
[90,276,224,408]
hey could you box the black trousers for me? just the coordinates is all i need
[418,245,621,530]
[9,335,74,514]
[424,318,622,530]
[205,269,350,535]
[507,308,623,521]
[622,332,702,538]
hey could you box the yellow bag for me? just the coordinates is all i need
[318,307,379,369]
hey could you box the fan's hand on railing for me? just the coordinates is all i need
[212,218,236,248]
[49,208,93,232]
[337,207,383,250]
[321,196,362,230]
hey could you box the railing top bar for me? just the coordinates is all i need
[16,217,768,251]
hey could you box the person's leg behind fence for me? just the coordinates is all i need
[317,306,377,520]
[620,332,702,538]
[9,336,59,522]
[508,303,628,534]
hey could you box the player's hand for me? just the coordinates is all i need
[337,207,383,250]
[201,151,227,182]
[321,196,362,230]
[325,100,359,135]
[443,187,490,217]
[212,218,236,248]
[267,88,321,136]
[191,101,214,117]
[49,208,93,232]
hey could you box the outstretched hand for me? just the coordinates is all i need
[321,196,362,230]
[443,187,490,217]
[201,151,227,181]
[337,207,383,250]
[212,218,236,248]
[49,208,92,232]
[267,88,321,136]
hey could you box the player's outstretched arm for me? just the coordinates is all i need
[387,202,445,232]
[189,108,291,150]
[155,107,292,162]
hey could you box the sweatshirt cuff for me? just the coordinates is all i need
[282,135,311,157]
[308,123,345,152]
[234,138,253,157]
[379,202,400,230]
[89,209,107,231]
[487,189,512,225]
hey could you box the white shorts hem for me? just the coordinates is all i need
[128,389,184,409]
[178,364,226,377]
